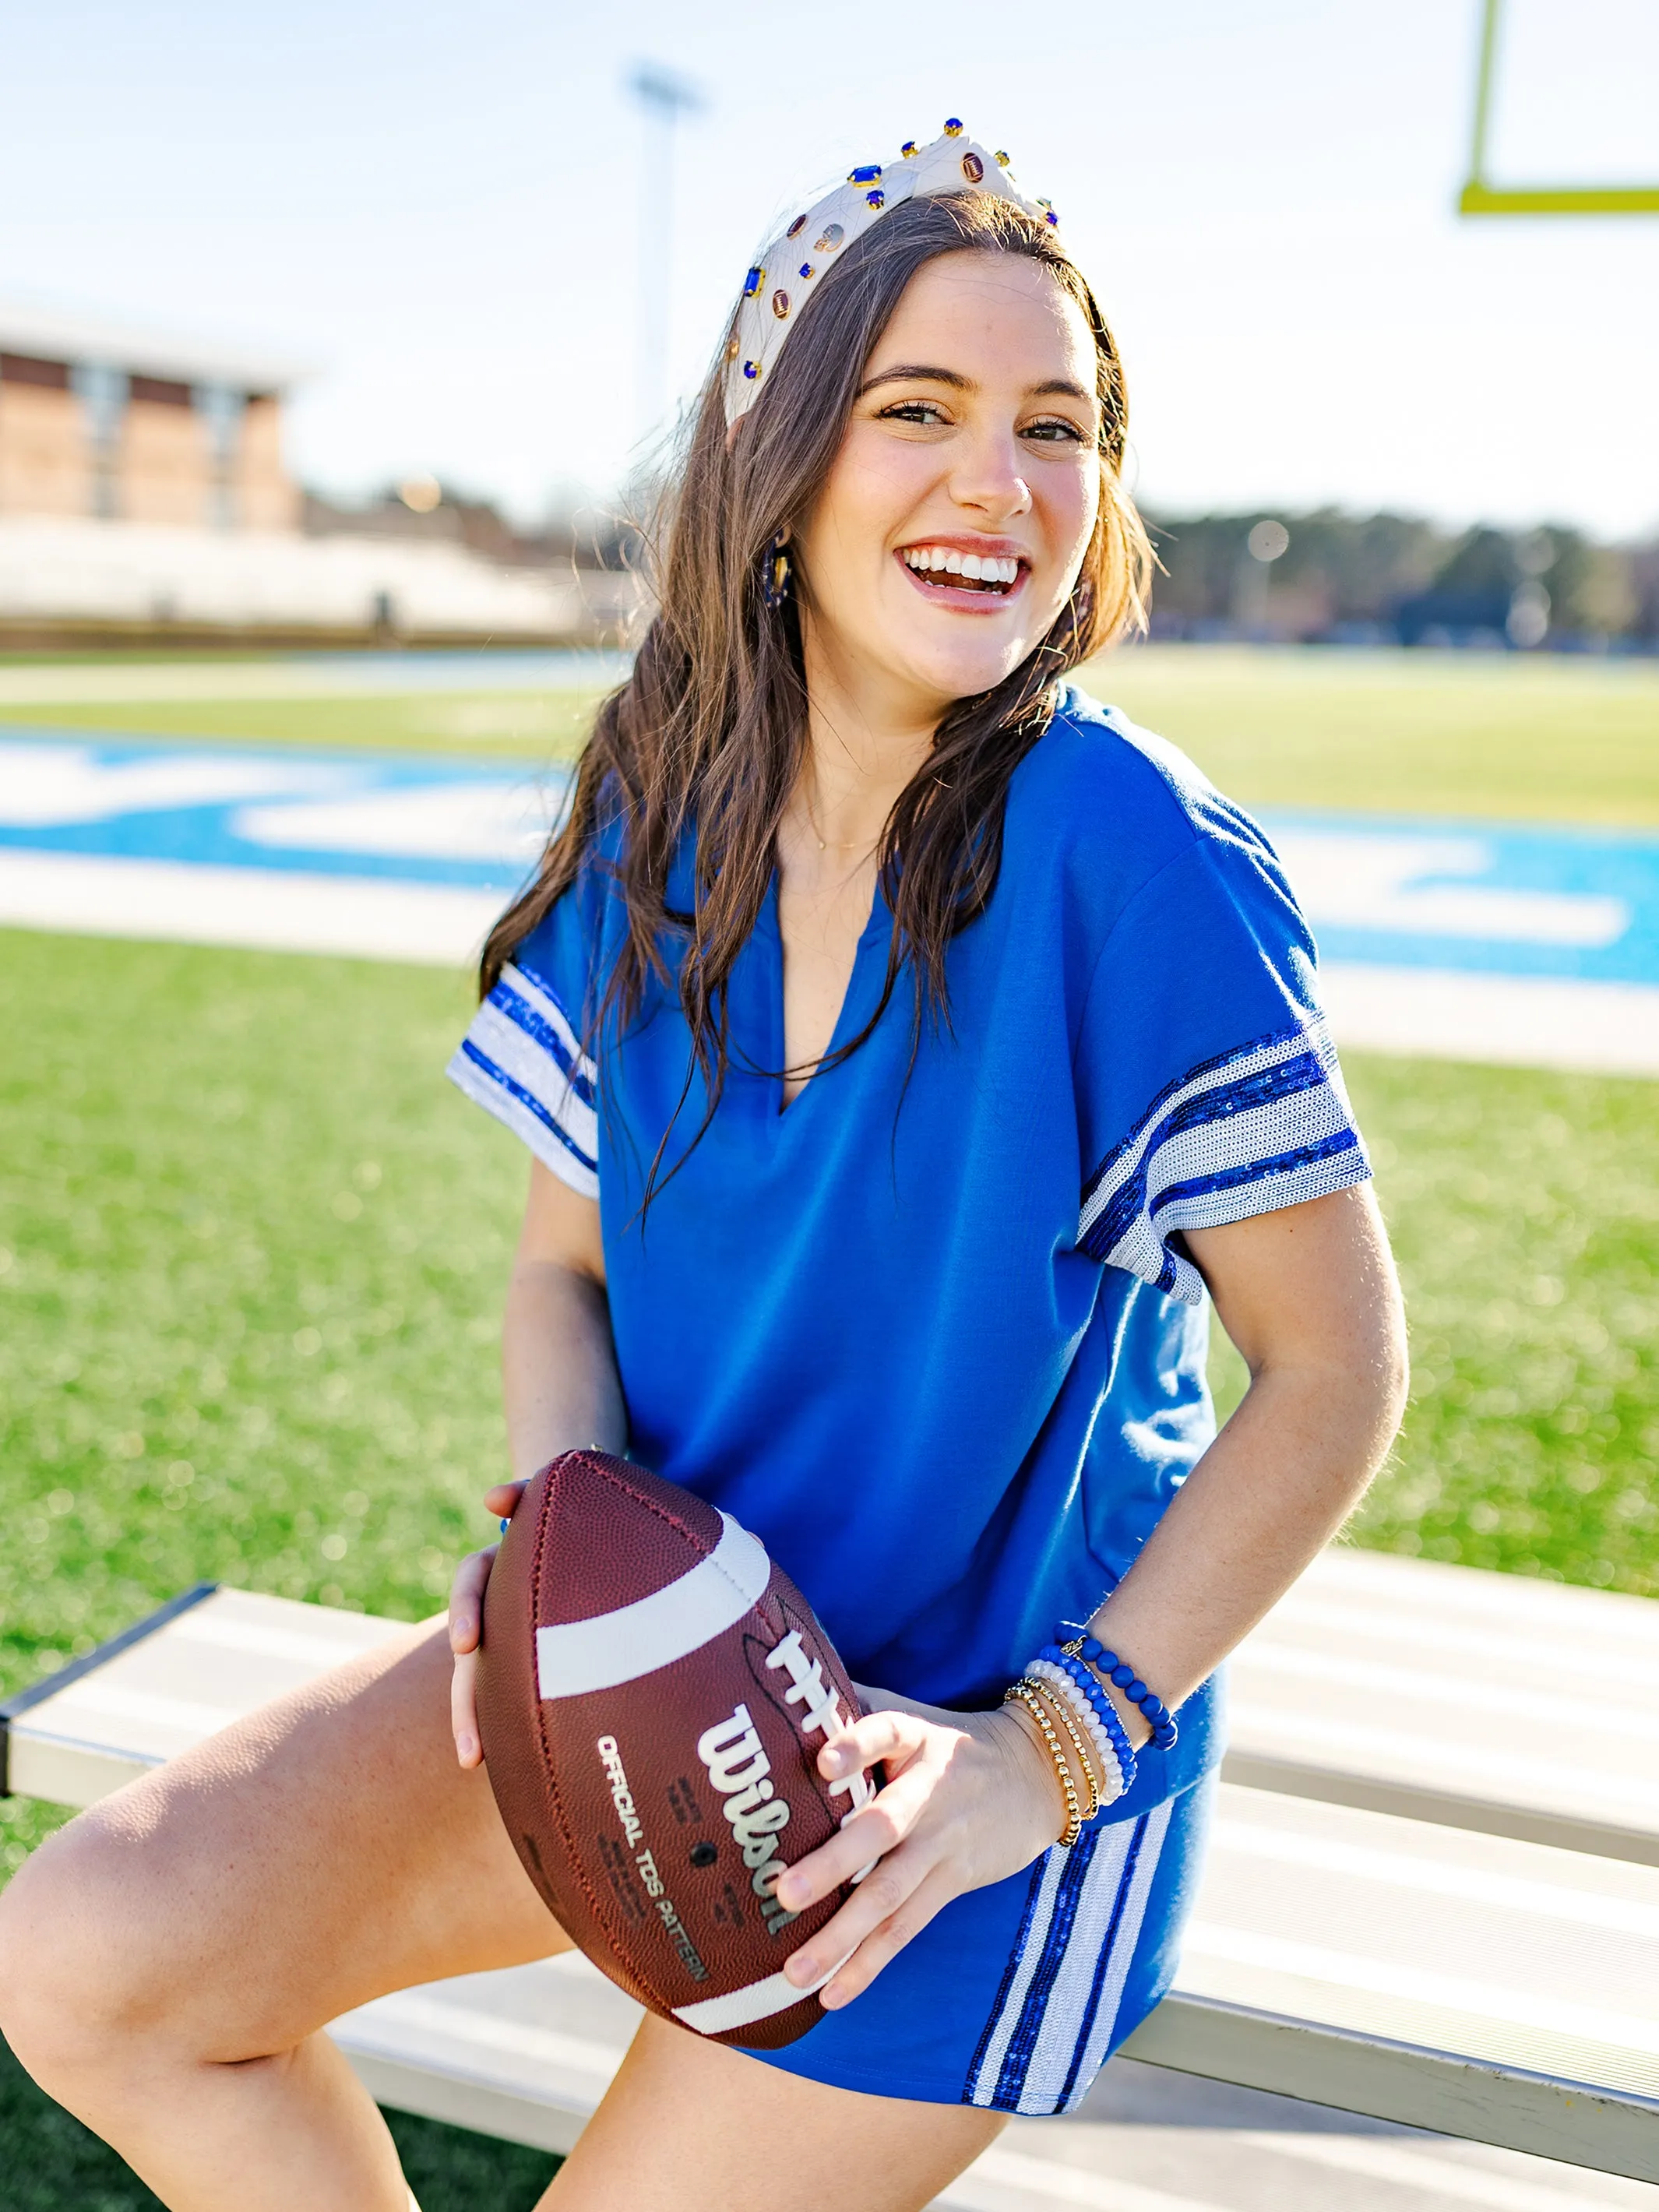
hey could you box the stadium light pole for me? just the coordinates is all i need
[629,62,706,442]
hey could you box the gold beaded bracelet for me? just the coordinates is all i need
[1027,1675,1104,1823]
[1004,1678,1083,1848]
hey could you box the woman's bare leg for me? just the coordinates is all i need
[0,1622,568,2212]
[547,2017,1006,2212]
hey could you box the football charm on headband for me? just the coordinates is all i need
[722,120,1060,427]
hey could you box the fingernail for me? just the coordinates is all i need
[822,1747,849,1775]
[786,1954,815,1986]
[456,1734,477,1764]
[821,1983,846,2010]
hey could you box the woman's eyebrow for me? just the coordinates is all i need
[858,364,972,395]
[858,367,1097,405]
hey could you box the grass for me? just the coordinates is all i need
[5,688,603,759]
[5,643,1657,823]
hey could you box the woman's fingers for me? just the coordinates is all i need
[448,1542,498,1766]
[816,1703,927,1784]
[447,1544,498,1657]
[450,1643,483,1769]
[484,1478,527,1521]
[822,1862,960,2008]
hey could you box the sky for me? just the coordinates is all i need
[2,0,1657,537]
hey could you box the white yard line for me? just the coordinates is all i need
[1319,962,1659,1078]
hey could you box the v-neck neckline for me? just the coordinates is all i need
[763,866,891,1121]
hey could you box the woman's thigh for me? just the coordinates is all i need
[554,2017,1005,2212]
[5,1618,568,2062]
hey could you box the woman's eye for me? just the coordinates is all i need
[1022,417,1087,445]
[878,400,950,426]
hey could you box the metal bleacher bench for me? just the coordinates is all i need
[5,1549,1657,2199]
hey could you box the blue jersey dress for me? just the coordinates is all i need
[449,685,1371,2113]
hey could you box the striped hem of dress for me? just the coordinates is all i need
[962,1796,1175,2115]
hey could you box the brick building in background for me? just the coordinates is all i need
[0,302,301,533]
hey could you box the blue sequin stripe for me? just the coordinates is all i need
[1053,1813,1150,2112]
[962,1847,1055,2105]
[985,1820,1108,2110]
[495,962,597,1108]
[1080,1016,1318,1220]
[456,1039,597,1175]
[1080,1047,1333,1267]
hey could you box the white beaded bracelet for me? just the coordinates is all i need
[1028,1657,1129,1808]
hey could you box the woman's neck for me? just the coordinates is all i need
[791,622,942,861]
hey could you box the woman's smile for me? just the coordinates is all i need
[894,537,1029,610]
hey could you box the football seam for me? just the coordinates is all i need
[529,1471,643,1997]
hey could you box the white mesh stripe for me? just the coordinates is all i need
[1079,1019,1338,1245]
[1049,1795,1175,2115]
[445,1046,598,1199]
[465,998,599,1163]
[534,1513,770,1698]
[1015,1817,1140,2114]
[499,962,597,1087]
[1100,1078,1356,1290]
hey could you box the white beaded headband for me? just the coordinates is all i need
[723,118,1060,427]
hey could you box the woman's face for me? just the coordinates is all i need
[794,249,1103,724]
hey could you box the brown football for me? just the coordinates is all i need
[475,1448,878,2047]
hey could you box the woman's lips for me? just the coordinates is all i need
[893,548,1028,611]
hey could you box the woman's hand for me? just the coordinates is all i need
[447,1479,527,1768]
[773,1693,1068,2010]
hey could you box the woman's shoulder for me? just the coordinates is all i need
[1013,681,1277,882]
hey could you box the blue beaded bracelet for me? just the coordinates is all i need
[1057,1629,1179,1751]
[1035,1647,1139,1795]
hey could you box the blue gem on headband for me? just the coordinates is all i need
[742,360,759,380]
[798,262,813,280]
[743,266,764,297]
[865,189,886,209]
[900,140,920,158]
[848,163,882,184]
[943,117,963,136]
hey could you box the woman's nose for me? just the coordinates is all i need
[948,425,1032,522]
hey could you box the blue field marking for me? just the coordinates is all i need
[2,731,1657,988]
[0,728,569,894]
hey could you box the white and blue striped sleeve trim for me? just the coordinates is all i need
[446,958,599,1199]
[1077,1016,1368,1305]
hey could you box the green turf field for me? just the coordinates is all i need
[7,643,1659,823]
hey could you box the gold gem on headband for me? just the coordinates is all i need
[723,118,1059,427]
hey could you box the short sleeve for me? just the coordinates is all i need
[1074,823,1369,1305]
[446,887,601,1200]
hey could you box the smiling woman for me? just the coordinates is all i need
[0,124,1406,2212]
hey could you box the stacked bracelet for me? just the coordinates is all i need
[1035,1647,1139,1794]
[1058,1629,1179,1751]
[1004,1679,1084,1847]
[1027,1658,1129,1807]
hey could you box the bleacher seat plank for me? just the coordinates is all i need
[7,1576,1659,2182]
[1226,1548,1659,1865]
[0,1585,398,1806]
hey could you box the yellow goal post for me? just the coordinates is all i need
[1460,0,1659,215]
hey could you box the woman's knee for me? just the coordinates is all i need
[0,1802,186,2088]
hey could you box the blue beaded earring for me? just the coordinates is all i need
[761,530,792,611]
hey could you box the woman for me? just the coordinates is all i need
[0,125,1406,2211]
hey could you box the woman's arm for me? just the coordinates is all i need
[773,1182,1408,2008]
[448,1159,626,1766]
[1078,1178,1408,1745]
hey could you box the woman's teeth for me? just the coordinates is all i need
[901,547,1021,591]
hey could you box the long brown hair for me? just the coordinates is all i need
[482,189,1152,1196]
